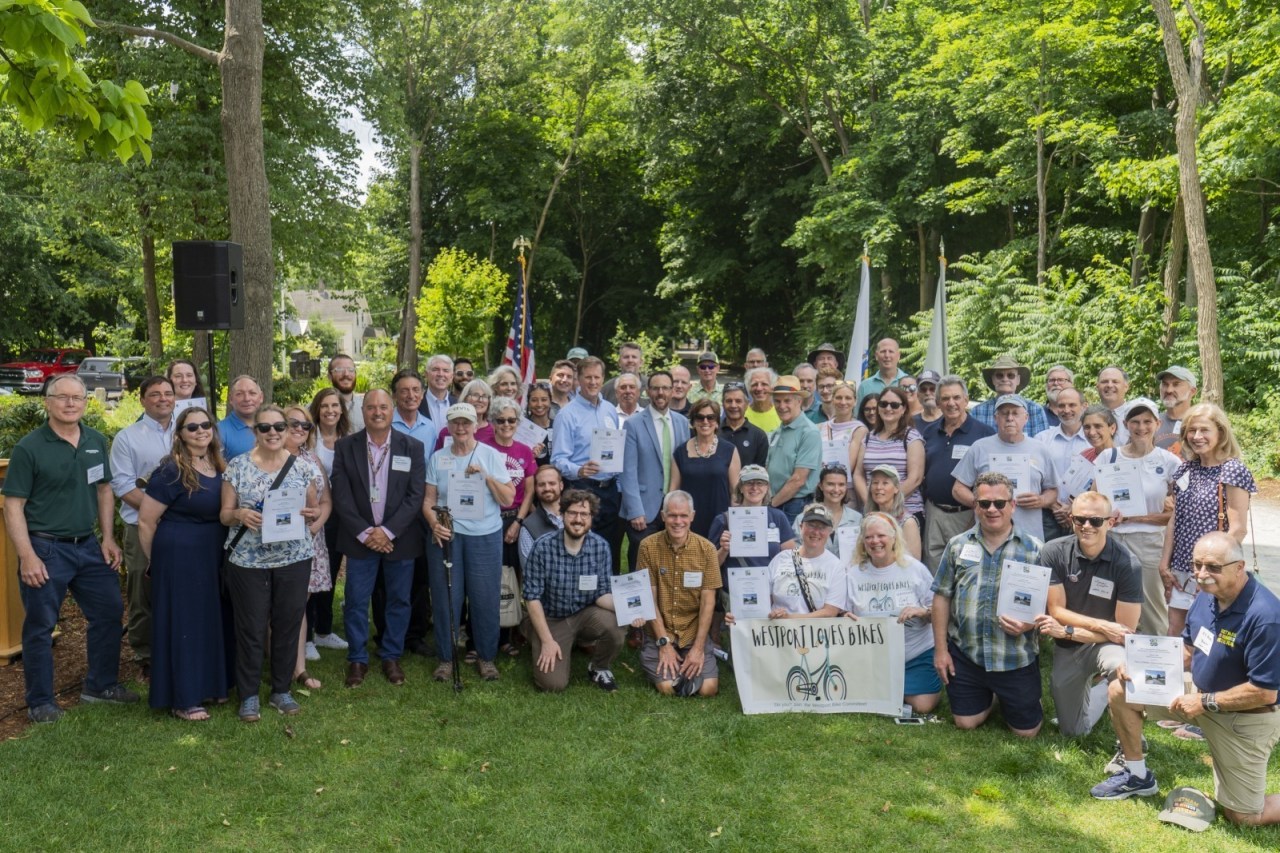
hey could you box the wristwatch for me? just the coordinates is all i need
[1064,625,1075,639]
[1203,692,1220,713]
[656,636,670,648]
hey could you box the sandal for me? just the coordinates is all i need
[500,642,520,658]
[1173,724,1205,740]
[1156,719,1185,730]
[463,650,479,665]
[295,671,322,690]
[172,706,210,722]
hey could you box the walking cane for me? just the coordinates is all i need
[433,505,464,693]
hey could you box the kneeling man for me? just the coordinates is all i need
[522,490,630,692]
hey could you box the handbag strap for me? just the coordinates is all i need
[1216,481,1227,532]
[226,454,297,553]
[790,549,818,613]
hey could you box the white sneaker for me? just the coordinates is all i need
[304,641,321,661]
[313,633,349,650]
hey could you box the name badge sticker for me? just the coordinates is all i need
[86,463,104,484]
[682,571,703,588]
[951,444,969,460]
[959,543,983,563]
[578,574,599,592]
[767,526,781,543]
[1176,471,1190,492]
[1088,576,1115,599]
[1193,626,1214,656]
[391,455,412,472]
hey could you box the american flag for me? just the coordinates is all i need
[501,254,535,399]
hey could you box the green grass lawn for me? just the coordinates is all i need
[3,629,1277,851]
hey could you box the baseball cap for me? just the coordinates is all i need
[995,393,1029,410]
[918,369,942,386]
[739,465,769,484]
[799,503,834,526]
[445,403,477,423]
[1124,396,1160,421]
[1158,786,1215,832]
[869,464,901,483]
[1156,365,1197,387]
[698,351,719,365]
[566,347,589,361]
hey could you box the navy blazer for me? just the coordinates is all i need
[619,408,690,523]
[330,429,426,561]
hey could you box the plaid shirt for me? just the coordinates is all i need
[971,397,1051,436]
[522,530,612,619]
[932,525,1044,672]
[638,531,722,648]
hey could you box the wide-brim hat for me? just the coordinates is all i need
[982,355,1031,392]
[807,343,846,371]
[772,376,806,397]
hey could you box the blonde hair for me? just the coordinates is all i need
[854,512,908,567]
[285,406,316,450]
[1179,403,1242,462]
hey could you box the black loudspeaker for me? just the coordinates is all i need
[172,240,245,330]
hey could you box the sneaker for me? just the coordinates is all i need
[80,684,140,705]
[1091,770,1159,800]
[588,665,619,693]
[476,660,500,682]
[239,696,261,723]
[433,661,454,682]
[1104,737,1148,775]
[28,703,64,724]
[304,641,321,661]
[314,633,349,650]
[268,692,302,715]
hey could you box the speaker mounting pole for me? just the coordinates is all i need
[205,330,217,420]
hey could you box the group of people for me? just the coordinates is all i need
[4,340,1277,830]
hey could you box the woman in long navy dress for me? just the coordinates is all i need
[138,406,228,720]
[671,397,740,539]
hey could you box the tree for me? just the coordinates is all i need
[1,0,152,162]
[414,248,507,360]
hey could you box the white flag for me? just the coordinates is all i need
[923,240,949,375]
[844,250,871,383]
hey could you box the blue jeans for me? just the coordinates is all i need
[19,536,124,707]
[428,530,502,662]
[777,496,807,519]
[344,556,413,663]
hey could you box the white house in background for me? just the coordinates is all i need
[284,287,384,357]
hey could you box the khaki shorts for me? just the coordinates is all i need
[1050,642,1125,737]
[1150,704,1280,814]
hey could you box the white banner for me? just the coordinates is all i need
[729,617,905,716]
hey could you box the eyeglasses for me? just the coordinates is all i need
[287,419,313,431]
[900,385,918,393]
[1192,559,1242,573]
[183,421,213,433]
[466,393,490,400]
[492,417,518,425]
[254,422,288,433]
[47,394,87,404]
[821,462,848,474]
[878,401,903,410]
[1071,515,1107,528]
[976,499,1010,510]
[692,413,718,422]
[330,368,355,376]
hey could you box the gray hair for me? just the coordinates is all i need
[662,489,694,514]
[46,373,87,395]
[1046,364,1074,382]
[744,366,778,388]
[459,378,493,401]
[745,347,768,363]
[487,364,520,388]
[793,363,817,378]
[229,374,262,395]
[426,353,454,371]
[616,372,640,388]
[937,374,968,396]
[489,396,521,419]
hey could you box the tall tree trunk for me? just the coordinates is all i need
[1161,194,1185,349]
[139,202,163,360]
[1152,0,1222,403]
[1035,34,1048,285]
[1131,203,1158,287]
[400,138,424,372]
[573,218,591,345]
[917,223,939,312]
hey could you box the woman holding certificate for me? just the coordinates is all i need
[671,398,740,539]
[1099,398,1180,637]
[707,465,797,570]
[862,464,923,560]
[138,406,227,721]
[284,406,333,690]
[524,382,554,466]
[852,386,924,522]
[794,464,862,562]
[424,403,515,682]
[842,513,940,713]
[1159,403,1256,638]
[219,405,321,722]
[725,504,845,623]
[491,396,539,656]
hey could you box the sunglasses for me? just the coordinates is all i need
[254,422,288,433]
[821,462,848,474]
[1192,559,1242,574]
[698,364,717,371]
[976,499,1010,510]
[492,417,519,425]
[288,419,313,431]
[182,421,213,433]
[900,385,918,393]
[692,413,718,422]
[878,401,903,410]
[723,382,747,393]
[1071,515,1107,528]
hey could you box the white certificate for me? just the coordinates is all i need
[514,417,548,449]
[260,487,307,543]
[996,559,1051,622]
[728,506,769,558]
[1093,460,1146,517]
[727,566,770,619]
[447,470,485,520]
[174,396,208,417]
[1059,457,1095,500]
[1124,634,1185,706]
[989,453,1032,495]
[590,428,625,474]
[821,437,850,469]
[611,569,657,627]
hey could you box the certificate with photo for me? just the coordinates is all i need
[590,428,626,474]
[821,438,850,470]
[996,559,1051,622]
[989,453,1032,495]
[1059,457,1095,500]
[1124,634,1185,706]
[260,487,307,544]
[1093,460,1146,517]
[447,470,485,520]
[173,396,208,417]
[611,569,657,627]
[514,417,549,449]
[728,506,769,558]
[727,567,771,619]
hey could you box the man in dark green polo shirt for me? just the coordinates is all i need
[2,374,137,723]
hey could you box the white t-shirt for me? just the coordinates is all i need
[1101,446,1180,534]
[765,548,846,615]
[845,557,935,660]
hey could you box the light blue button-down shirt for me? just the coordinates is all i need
[110,413,177,525]
[550,392,619,482]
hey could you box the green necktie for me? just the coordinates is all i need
[661,414,672,492]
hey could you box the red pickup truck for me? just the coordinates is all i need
[0,348,92,395]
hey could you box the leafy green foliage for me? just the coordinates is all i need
[415,248,509,362]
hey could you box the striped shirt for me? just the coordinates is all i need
[638,531,722,649]
[932,525,1044,672]
[861,428,924,514]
